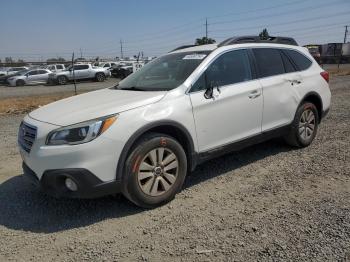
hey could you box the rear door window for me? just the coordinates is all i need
[285,50,312,71]
[74,65,89,70]
[253,48,285,78]
[280,50,297,73]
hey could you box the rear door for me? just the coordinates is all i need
[252,48,302,131]
[189,49,263,152]
[73,65,90,79]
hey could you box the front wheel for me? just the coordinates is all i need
[122,133,187,208]
[16,80,25,86]
[57,76,68,85]
[284,102,319,147]
[95,73,105,82]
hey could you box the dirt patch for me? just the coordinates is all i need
[327,68,350,77]
[0,92,80,115]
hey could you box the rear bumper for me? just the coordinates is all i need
[22,162,121,199]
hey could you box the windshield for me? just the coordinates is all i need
[116,51,209,91]
[8,70,28,76]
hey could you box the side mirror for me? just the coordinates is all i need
[204,86,213,99]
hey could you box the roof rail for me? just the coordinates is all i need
[218,36,298,47]
[170,45,197,52]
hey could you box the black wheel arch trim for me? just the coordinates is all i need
[298,91,324,122]
[115,120,197,181]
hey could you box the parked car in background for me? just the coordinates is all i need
[320,43,343,64]
[304,45,321,64]
[0,67,10,77]
[7,69,52,86]
[110,63,133,79]
[110,61,144,79]
[99,62,118,69]
[7,67,29,75]
[0,69,28,85]
[341,43,350,63]
[46,64,65,72]
[48,64,111,85]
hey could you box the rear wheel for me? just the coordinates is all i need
[57,76,68,85]
[122,133,187,208]
[16,80,25,86]
[95,73,105,82]
[284,102,319,147]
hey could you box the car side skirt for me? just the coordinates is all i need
[195,124,291,164]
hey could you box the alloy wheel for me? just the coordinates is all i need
[137,147,179,197]
[299,109,316,140]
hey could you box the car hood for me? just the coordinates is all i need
[29,88,166,126]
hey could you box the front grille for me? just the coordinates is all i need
[18,122,37,153]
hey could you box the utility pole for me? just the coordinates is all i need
[120,39,124,59]
[344,25,349,43]
[205,18,208,38]
[72,52,77,95]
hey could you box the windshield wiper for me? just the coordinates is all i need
[118,86,145,91]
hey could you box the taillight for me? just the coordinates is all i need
[320,71,329,83]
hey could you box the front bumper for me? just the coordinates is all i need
[321,108,330,120]
[22,162,121,198]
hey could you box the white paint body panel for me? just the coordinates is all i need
[190,80,263,152]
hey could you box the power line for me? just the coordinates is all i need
[82,0,318,51]
[209,11,350,33]
[209,0,345,26]
[207,0,310,19]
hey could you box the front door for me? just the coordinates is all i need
[26,70,40,84]
[189,49,263,152]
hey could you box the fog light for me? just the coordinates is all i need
[65,178,78,191]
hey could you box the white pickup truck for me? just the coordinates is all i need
[48,64,111,85]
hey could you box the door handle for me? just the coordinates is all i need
[248,90,261,99]
[285,79,302,85]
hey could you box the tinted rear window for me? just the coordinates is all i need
[285,50,312,71]
[280,50,297,73]
[253,48,285,78]
[74,65,89,70]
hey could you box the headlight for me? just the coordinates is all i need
[8,77,14,81]
[46,115,117,145]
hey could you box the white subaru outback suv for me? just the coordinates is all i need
[19,36,331,208]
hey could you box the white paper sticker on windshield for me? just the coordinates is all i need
[183,54,207,60]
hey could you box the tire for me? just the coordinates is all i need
[284,102,319,147]
[16,80,25,86]
[95,73,105,82]
[122,133,187,208]
[57,76,68,85]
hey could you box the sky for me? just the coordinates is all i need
[0,0,349,61]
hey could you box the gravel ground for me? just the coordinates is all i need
[0,78,117,99]
[0,76,349,261]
